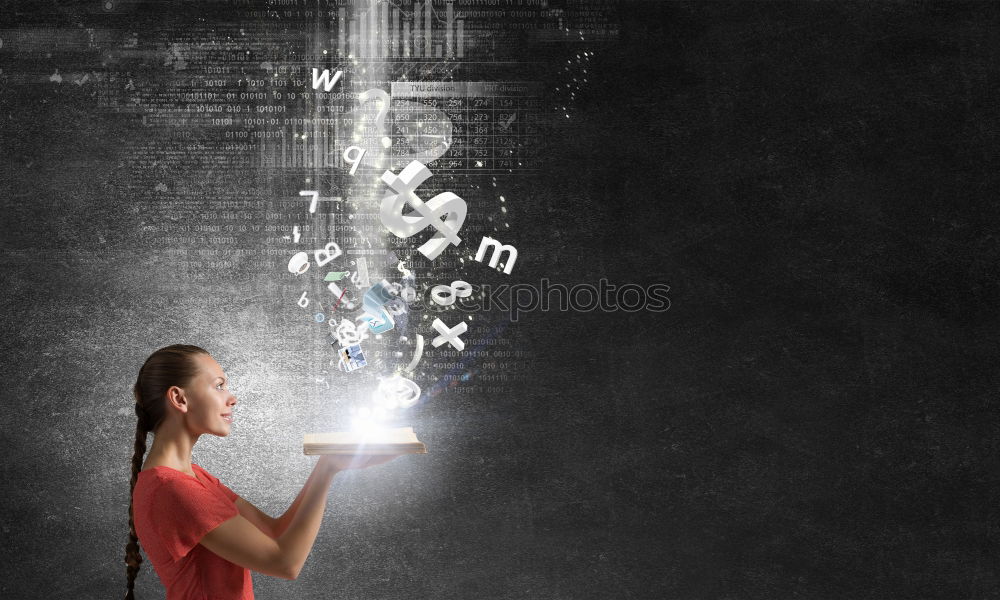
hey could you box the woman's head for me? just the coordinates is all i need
[134,346,238,438]
[126,344,237,599]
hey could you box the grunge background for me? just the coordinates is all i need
[2,2,998,598]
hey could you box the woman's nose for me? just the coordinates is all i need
[228,393,238,406]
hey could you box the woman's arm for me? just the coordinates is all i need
[271,458,330,537]
[233,459,331,539]
[234,498,279,538]
[199,454,397,579]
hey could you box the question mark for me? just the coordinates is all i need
[359,88,391,149]
[342,89,391,175]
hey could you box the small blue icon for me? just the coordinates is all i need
[359,279,397,334]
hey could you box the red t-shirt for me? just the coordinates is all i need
[133,463,254,600]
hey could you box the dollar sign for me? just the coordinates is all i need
[379,160,467,260]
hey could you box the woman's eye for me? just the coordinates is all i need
[216,383,225,390]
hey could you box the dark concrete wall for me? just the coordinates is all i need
[2,2,998,598]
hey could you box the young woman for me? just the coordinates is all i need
[125,344,399,599]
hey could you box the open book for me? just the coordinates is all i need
[303,426,427,455]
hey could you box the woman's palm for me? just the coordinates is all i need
[320,453,400,472]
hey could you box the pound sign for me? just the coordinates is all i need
[379,160,467,261]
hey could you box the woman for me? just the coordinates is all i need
[126,344,399,599]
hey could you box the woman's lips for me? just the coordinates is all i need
[222,414,233,424]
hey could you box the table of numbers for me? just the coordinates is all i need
[389,81,541,172]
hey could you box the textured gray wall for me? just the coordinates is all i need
[3,1,1000,599]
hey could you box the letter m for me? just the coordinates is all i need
[475,236,518,275]
[311,68,343,92]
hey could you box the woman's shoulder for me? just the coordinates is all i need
[133,468,202,512]
[191,463,221,485]
[136,466,197,488]
[135,464,223,492]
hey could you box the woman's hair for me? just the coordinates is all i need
[125,344,210,600]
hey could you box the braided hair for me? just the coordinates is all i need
[126,344,209,599]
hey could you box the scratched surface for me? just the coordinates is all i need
[2,1,1000,598]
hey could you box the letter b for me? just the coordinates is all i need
[314,242,342,267]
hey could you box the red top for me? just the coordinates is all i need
[133,464,254,600]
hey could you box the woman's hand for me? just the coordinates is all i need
[318,453,401,473]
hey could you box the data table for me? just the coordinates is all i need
[389,81,541,172]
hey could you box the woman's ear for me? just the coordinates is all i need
[165,385,188,413]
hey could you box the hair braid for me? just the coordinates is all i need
[125,387,149,599]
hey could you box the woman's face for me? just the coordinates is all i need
[181,353,238,437]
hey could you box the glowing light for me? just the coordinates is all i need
[351,416,389,436]
[372,375,421,409]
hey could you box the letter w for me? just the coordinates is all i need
[311,68,343,91]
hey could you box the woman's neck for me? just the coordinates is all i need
[144,419,199,473]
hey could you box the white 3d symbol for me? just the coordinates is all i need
[331,318,368,346]
[373,375,421,409]
[404,334,424,372]
[430,280,473,306]
[431,318,467,351]
[379,161,467,261]
[474,236,518,275]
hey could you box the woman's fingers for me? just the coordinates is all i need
[363,454,400,467]
[322,453,401,471]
